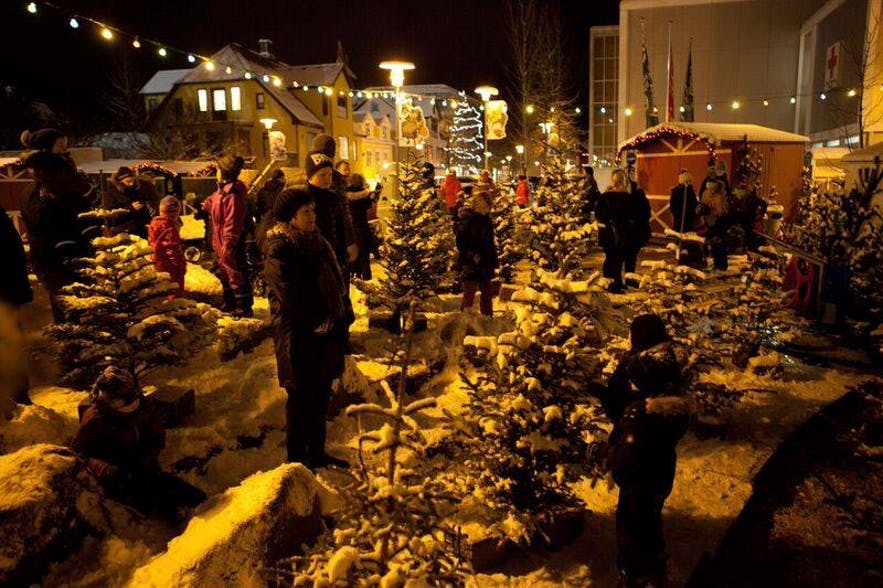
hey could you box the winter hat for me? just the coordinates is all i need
[714,159,727,175]
[446,169,456,176]
[629,313,669,352]
[678,171,692,185]
[115,166,136,181]
[273,187,314,222]
[20,128,65,152]
[159,195,181,215]
[305,151,333,179]
[311,134,336,158]
[92,366,139,404]
[22,150,74,184]
[348,173,366,190]
[217,155,245,181]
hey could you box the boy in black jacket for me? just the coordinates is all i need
[589,314,690,588]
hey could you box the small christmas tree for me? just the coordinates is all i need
[446,98,483,174]
[47,233,219,386]
[491,186,526,284]
[521,154,595,277]
[359,155,454,323]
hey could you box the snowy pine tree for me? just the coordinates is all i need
[359,155,454,321]
[446,98,483,174]
[492,186,526,284]
[450,270,610,542]
[47,233,219,386]
[521,155,595,277]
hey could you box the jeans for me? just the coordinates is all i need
[285,382,332,466]
[602,248,639,289]
[461,279,494,316]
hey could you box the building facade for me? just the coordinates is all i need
[588,26,621,166]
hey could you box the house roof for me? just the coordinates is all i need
[619,122,810,152]
[140,69,193,95]
[365,84,464,98]
[147,44,323,128]
[287,63,349,87]
[841,142,883,163]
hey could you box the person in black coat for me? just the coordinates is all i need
[669,170,697,234]
[582,166,602,221]
[456,191,498,316]
[264,188,353,469]
[595,169,651,293]
[72,367,206,522]
[588,314,689,588]
[101,166,159,238]
[0,201,33,309]
[20,150,100,322]
[342,171,376,280]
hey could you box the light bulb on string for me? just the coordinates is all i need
[847,89,857,97]
[101,27,114,41]
[157,47,167,57]
[820,92,827,100]
[26,3,37,14]
[187,54,196,63]
[225,66,232,75]
[706,103,713,111]
[244,72,252,79]
[132,37,141,48]
[262,75,270,83]
[790,96,796,104]
[763,99,769,106]
[69,18,80,29]
[204,61,215,71]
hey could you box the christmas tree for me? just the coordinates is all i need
[47,233,219,386]
[492,186,526,284]
[446,98,483,174]
[521,154,596,277]
[359,154,454,321]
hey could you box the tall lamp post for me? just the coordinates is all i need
[259,117,277,161]
[505,155,513,180]
[515,143,525,176]
[379,60,415,200]
[475,85,498,171]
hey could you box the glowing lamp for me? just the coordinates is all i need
[475,85,499,103]
[379,61,415,88]
[259,118,277,131]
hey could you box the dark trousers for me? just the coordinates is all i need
[616,486,669,586]
[285,382,332,466]
[710,241,728,270]
[108,470,206,522]
[602,248,639,289]
[461,279,494,316]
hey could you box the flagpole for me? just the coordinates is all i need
[666,21,673,123]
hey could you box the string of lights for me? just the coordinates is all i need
[447,100,483,170]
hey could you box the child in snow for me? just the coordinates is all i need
[148,196,186,297]
[455,191,498,316]
[587,314,690,588]
[72,367,206,522]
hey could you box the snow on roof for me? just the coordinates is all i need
[841,141,883,162]
[619,122,809,151]
[77,159,218,175]
[286,63,347,87]
[140,69,193,95]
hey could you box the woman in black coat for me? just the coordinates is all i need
[101,166,160,238]
[264,188,352,469]
[669,171,697,234]
[20,150,99,322]
[595,169,651,293]
[456,191,498,316]
[589,314,689,588]
[0,202,32,309]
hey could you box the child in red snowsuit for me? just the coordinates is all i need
[148,196,186,297]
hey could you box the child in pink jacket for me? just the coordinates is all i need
[148,196,186,297]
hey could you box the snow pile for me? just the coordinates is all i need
[130,463,324,587]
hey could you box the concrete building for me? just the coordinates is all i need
[588,25,621,167]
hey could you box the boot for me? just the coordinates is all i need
[221,284,236,313]
[232,294,253,318]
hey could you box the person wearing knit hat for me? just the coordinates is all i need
[311,134,336,158]
[305,151,334,182]
[101,166,159,238]
[20,128,67,154]
[264,186,351,469]
[309,135,358,268]
[586,312,687,588]
[669,169,697,234]
[148,196,186,297]
[203,154,252,316]
[73,365,206,521]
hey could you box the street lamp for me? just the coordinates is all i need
[475,85,498,169]
[379,60,415,199]
[515,143,525,176]
[505,154,513,180]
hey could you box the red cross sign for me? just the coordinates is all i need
[825,42,841,89]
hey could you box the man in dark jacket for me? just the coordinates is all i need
[101,166,159,238]
[310,135,357,266]
[20,150,99,322]
[72,366,206,521]
[669,171,697,234]
[456,191,498,316]
[582,166,602,221]
[264,188,352,469]
[588,314,689,588]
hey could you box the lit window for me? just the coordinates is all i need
[230,87,242,111]
[256,93,266,110]
[825,138,840,147]
[338,136,349,159]
[213,89,227,111]
[198,89,208,112]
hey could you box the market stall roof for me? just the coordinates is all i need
[618,122,809,152]
[77,159,217,176]
[810,147,850,178]
[0,157,20,167]
[840,141,883,163]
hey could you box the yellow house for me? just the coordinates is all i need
[142,43,357,168]
[353,99,396,185]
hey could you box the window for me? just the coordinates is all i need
[322,98,329,117]
[230,86,242,111]
[213,89,227,111]
[825,138,840,147]
[197,89,209,112]
[337,94,348,118]
[365,151,372,166]
[338,136,349,160]
[256,92,265,110]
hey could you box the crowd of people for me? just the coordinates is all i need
[1,126,776,586]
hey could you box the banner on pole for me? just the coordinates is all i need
[485,100,508,140]
[398,98,430,147]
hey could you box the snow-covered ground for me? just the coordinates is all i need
[1,250,878,586]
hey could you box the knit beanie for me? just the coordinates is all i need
[714,159,727,175]
[20,128,65,152]
[305,151,333,179]
[115,166,135,181]
[311,134,336,158]
[92,366,139,403]
[273,187,314,222]
[159,195,181,215]
[630,313,668,351]
[217,155,245,181]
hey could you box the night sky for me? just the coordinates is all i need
[0,0,618,146]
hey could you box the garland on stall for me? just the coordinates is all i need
[190,163,217,177]
[132,162,178,178]
[615,124,716,164]
[734,141,763,189]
